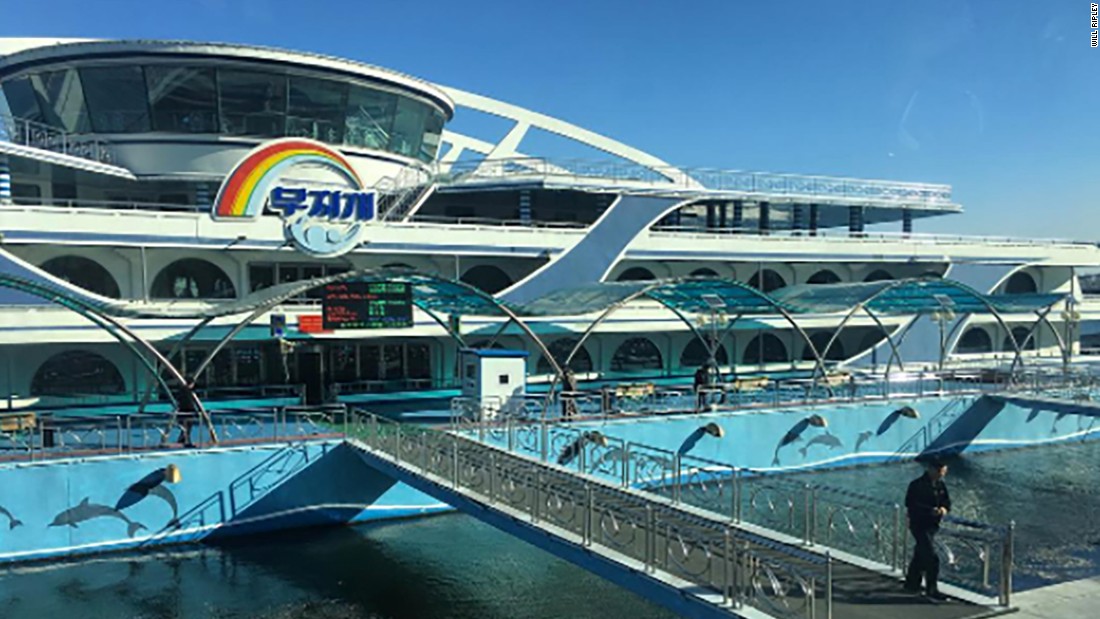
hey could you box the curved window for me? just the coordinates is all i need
[41,255,121,298]
[1004,272,1038,294]
[803,332,846,361]
[744,334,788,364]
[617,267,656,282]
[807,270,841,285]
[31,350,125,396]
[461,265,513,295]
[1,65,447,162]
[680,339,728,368]
[747,269,786,293]
[146,66,217,133]
[151,259,236,299]
[1003,326,1036,352]
[957,327,993,354]
[536,338,593,374]
[690,267,719,278]
[611,337,663,373]
[863,269,894,282]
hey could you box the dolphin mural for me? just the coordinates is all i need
[771,416,825,466]
[115,469,181,527]
[875,406,920,437]
[798,433,843,458]
[854,430,874,452]
[0,505,22,530]
[50,498,147,537]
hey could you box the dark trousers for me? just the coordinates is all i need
[905,526,940,592]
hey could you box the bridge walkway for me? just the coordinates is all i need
[346,413,1013,619]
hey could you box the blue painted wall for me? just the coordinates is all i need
[500,395,1100,474]
[0,440,447,564]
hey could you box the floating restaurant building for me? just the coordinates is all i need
[0,37,1098,412]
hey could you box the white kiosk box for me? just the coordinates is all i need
[459,348,528,420]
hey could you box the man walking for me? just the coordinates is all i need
[904,457,952,600]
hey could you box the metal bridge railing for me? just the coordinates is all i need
[0,113,115,164]
[0,405,350,463]
[446,412,1015,607]
[437,156,954,208]
[351,411,831,619]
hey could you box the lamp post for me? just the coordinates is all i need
[931,308,956,373]
[1061,302,1082,375]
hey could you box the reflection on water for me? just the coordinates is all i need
[780,439,1100,590]
[0,515,673,619]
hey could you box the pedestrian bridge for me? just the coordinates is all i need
[346,412,1015,619]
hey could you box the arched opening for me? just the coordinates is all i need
[460,265,513,295]
[744,333,788,364]
[536,338,593,374]
[803,332,846,361]
[610,337,664,374]
[680,339,729,369]
[616,266,657,282]
[1003,272,1038,294]
[40,255,121,298]
[383,262,416,271]
[806,270,841,285]
[151,259,236,299]
[854,330,886,356]
[690,267,720,278]
[746,269,787,293]
[1003,326,1036,352]
[863,269,894,282]
[957,327,993,354]
[31,350,125,396]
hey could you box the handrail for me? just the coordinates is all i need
[0,113,115,164]
[436,156,955,207]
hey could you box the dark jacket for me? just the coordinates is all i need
[906,473,952,530]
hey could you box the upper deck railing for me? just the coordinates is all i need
[436,156,956,209]
[0,113,115,165]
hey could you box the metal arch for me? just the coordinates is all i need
[137,316,215,415]
[943,295,1025,369]
[0,276,212,440]
[185,268,561,392]
[550,276,828,395]
[860,306,906,373]
[1008,307,1055,375]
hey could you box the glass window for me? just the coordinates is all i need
[807,270,841,285]
[330,344,359,382]
[617,267,656,282]
[31,350,125,396]
[151,258,236,299]
[234,346,262,384]
[145,65,218,133]
[2,77,44,123]
[218,69,287,138]
[250,264,274,292]
[40,255,121,298]
[744,334,788,364]
[29,70,91,132]
[287,76,347,144]
[389,96,428,159]
[1004,272,1038,294]
[278,264,300,284]
[747,269,787,292]
[537,338,593,374]
[80,66,151,133]
[957,328,993,354]
[611,337,664,373]
[419,110,445,162]
[382,344,403,380]
[345,85,396,150]
[361,345,381,381]
[680,339,729,368]
[406,343,431,379]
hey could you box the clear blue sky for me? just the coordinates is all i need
[2,0,1097,237]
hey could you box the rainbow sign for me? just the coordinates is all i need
[210,138,376,257]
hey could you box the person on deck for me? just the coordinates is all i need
[904,457,952,601]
